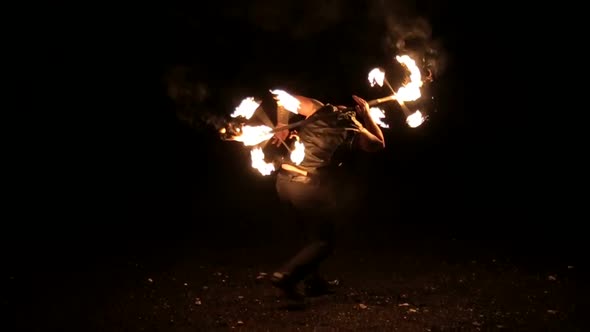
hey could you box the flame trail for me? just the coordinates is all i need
[289,135,305,165]
[227,125,274,146]
[250,147,275,176]
[369,107,389,128]
[230,97,261,119]
[270,89,301,114]
[367,54,426,128]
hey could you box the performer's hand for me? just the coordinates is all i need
[271,129,289,147]
[352,95,370,117]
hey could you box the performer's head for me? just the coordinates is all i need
[218,120,243,141]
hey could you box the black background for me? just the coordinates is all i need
[5,0,584,275]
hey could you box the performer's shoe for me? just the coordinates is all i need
[303,277,339,297]
[270,272,305,303]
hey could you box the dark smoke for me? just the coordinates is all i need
[164,0,446,132]
[368,0,447,79]
[244,0,346,39]
[164,65,226,132]
[239,0,446,81]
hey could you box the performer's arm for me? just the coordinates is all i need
[272,95,324,147]
[273,106,291,147]
[277,106,290,127]
[352,95,385,152]
[291,95,324,117]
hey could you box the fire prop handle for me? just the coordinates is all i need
[270,95,396,133]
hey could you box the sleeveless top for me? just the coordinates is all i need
[284,104,361,175]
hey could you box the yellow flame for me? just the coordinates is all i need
[270,89,300,114]
[369,107,389,128]
[406,110,425,128]
[395,55,423,102]
[231,97,260,119]
[228,125,273,146]
[290,136,305,165]
[368,68,385,87]
[250,147,275,176]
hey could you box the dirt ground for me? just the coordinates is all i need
[5,223,584,332]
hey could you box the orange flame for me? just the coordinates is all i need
[369,107,389,128]
[395,55,423,102]
[230,97,260,119]
[289,135,305,165]
[368,68,385,87]
[228,125,274,146]
[367,55,427,128]
[396,54,426,127]
[250,147,275,176]
[406,110,425,128]
[270,89,300,114]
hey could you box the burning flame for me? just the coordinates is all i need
[396,55,426,127]
[231,97,260,119]
[270,89,300,114]
[395,55,423,102]
[367,57,423,103]
[368,68,385,87]
[228,125,274,146]
[290,135,305,165]
[367,55,427,128]
[369,107,389,128]
[406,110,425,128]
[250,147,275,176]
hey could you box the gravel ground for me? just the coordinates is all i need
[5,226,584,332]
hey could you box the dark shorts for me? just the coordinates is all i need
[275,169,337,218]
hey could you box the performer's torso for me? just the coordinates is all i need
[290,105,359,174]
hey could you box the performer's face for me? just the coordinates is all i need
[219,121,242,140]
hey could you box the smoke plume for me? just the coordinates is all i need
[244,0,346,39]
[368,0,447,79]
[164,0,446,132]
[164,65,227,132]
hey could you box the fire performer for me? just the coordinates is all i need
[269,93,385,302]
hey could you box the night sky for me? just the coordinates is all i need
[8,1,583,271]
[2,3,586,331]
